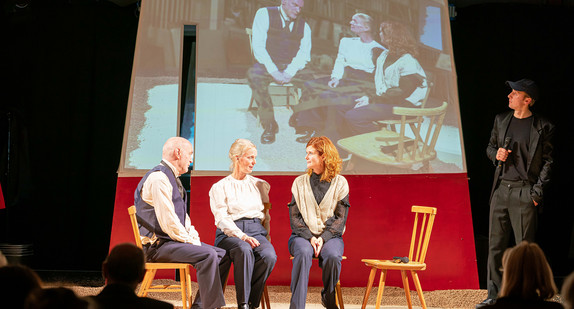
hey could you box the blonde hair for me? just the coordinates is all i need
[306,136,342,182]
[228,138,256,171]
[499,241,557,300]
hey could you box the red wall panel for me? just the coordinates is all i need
[110,173,479,290]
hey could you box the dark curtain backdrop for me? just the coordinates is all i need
[0,1,573,286]
[0,1,138,270]
[451,3,574,285]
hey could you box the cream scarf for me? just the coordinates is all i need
[291,174,349,236]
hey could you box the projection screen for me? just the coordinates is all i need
[119,0,465,176]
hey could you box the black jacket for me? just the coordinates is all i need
[487,111,555,205]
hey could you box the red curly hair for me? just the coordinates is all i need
[306,136,342,182]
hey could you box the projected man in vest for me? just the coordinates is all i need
[134,137,226,309]
[248,0,311,144]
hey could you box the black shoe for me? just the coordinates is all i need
[296,130,319,143]
[476,298,496,308]
[238,304,249,309]
[261,122,278,144]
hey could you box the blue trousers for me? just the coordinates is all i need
[215,218,277,307]
[288,234,344,309]
[144,240,226,309]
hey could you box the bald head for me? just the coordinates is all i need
[162,137,193,175]
[103,243,145,286]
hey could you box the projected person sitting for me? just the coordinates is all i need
[288,136,350,309]
[344,20,428,136]
[247,0,311,144]
[290,13,384,144]
[209,139,277,309]
[134,137,226,309]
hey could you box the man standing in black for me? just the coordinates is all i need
[247,0,311,144]
[477,79,555,308]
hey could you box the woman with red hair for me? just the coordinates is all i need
[288,136,350,309]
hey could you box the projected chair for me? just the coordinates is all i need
[221,202,272,309]
[360,206,437,309]
[288,255,347,309]
[376,79,434,132]
[128,206,194,309]
[338,102,448,172]
[245,28,300,114]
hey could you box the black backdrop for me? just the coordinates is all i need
[0,1,573,287]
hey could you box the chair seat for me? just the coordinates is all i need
[145,262,190,269]
[338,130,434,167]
[361,259,427,271]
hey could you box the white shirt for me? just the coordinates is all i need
[331,37,384,80]
[209,175,270,239]
[141,159,201,246]
[252,6,312,77]
[374,50,428,106]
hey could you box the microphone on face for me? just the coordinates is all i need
[497,137,512,168]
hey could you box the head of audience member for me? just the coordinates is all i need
[162,137,193,176]
[350,13,375,38]
[379,20,417,57]
[0,264,42,309]
[499,241,557,300]
[229,138,257,178]
[281,0,304,20]
[305,136,342,182]
[562,271,574,309]
[25,287,90,309]
[102,243,146,290]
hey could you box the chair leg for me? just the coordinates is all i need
[361,268,377,309]
[139,269,156,297]
[179,267,188,309]
[375,270,387,309]
[411,271,427,309]
[261,284,271,309]
[336,280,344,309]
[400,270,412,309]
[186,266,193,308]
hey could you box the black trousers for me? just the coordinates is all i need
[247,63,313,127]
[486,179,537,299]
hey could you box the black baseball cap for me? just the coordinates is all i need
[506,78,539,101]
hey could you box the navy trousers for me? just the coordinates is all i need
[215,218,277,307]
[288,234,344,309]
[144,240,226,309]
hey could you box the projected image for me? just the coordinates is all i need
[122,0,464,175]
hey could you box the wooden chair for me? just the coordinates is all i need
[376,79,434,132]
[360,206,437,309]
[245,28,300,113]
[221,202,272,309]
[289,255,347,309]
[128,206,194,309]
[338,102,448,172]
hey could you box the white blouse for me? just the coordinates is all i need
[331,37,384,80]
[209,175,270,239]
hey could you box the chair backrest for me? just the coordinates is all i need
[408,205,437,264]
[128,206,143,249]
[391,101,448,163]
